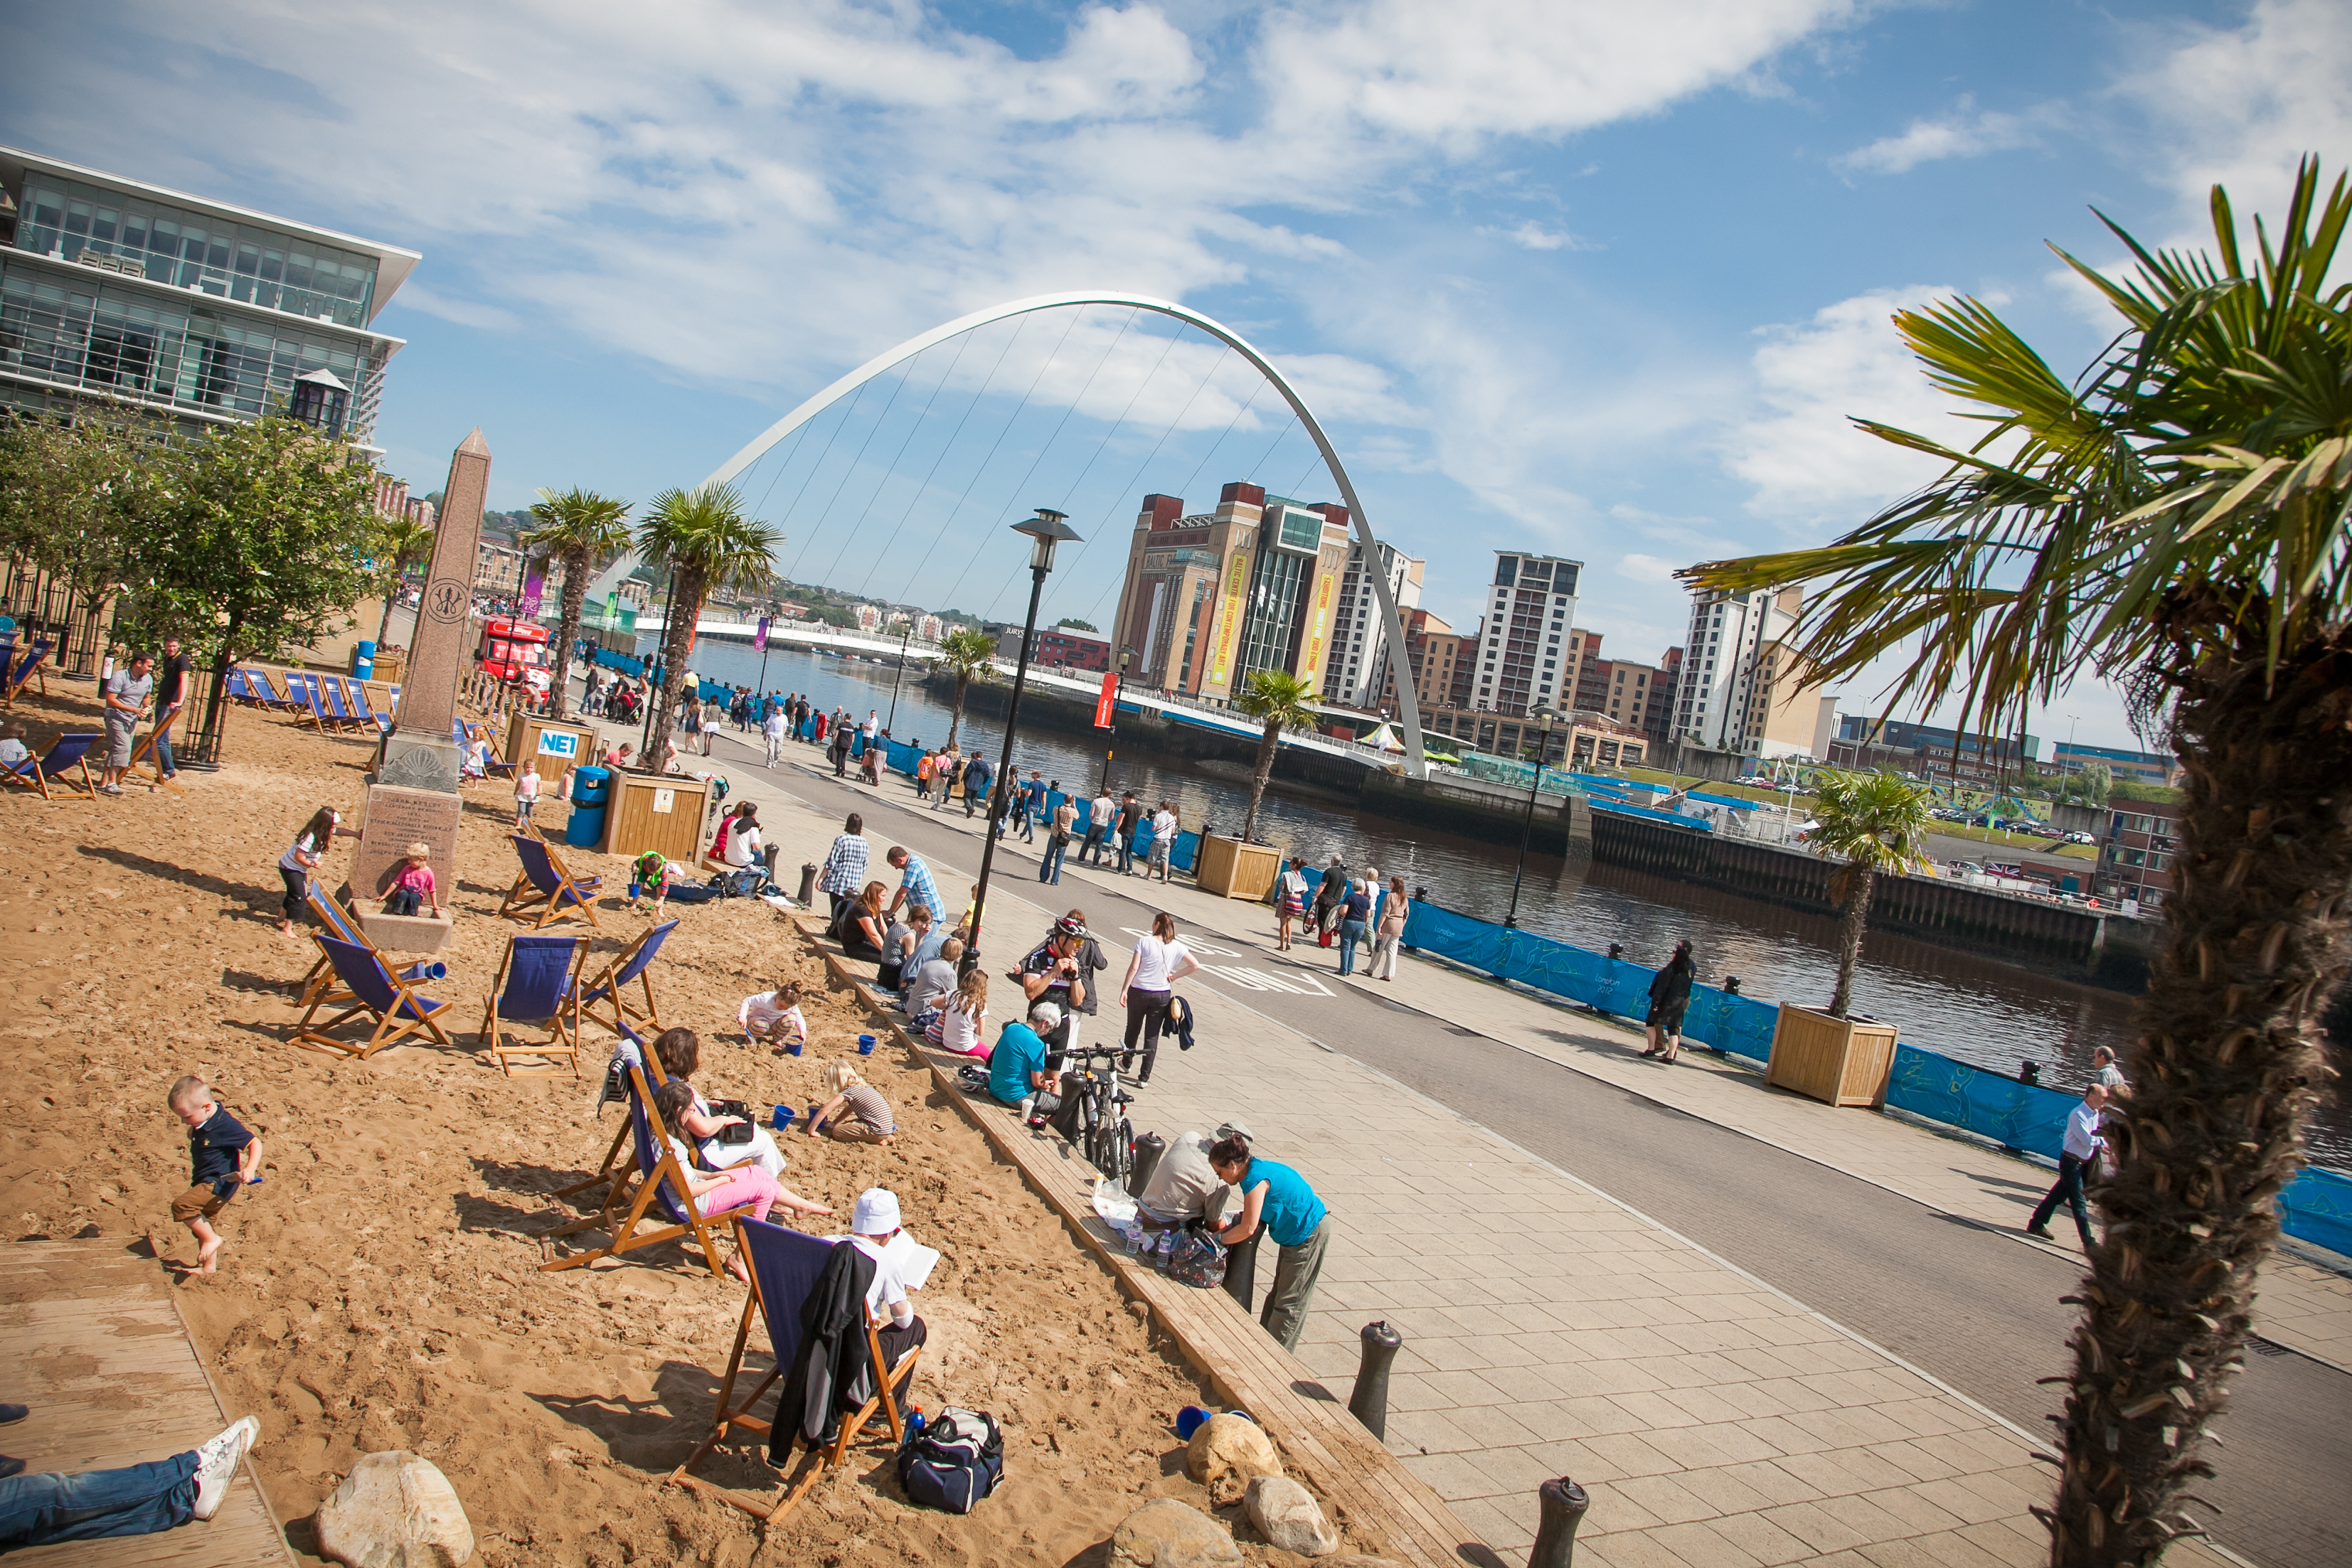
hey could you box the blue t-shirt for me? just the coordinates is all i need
[1023,779,1047,809]
[188,1106,255,1195]
[989,1023,1048,1106]
[1246,1158,1326,1249]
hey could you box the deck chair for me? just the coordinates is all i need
[324,678,368,732]
[348,681,393,736]
[1,638,53,706]
[553,1023,667,1206]
[289,935,455,1059]
[2,732,100,800]
[294,887,444,1010]
[579,919,678,1039]
[499,834,604,929]
[256,668,306,713]
[669,1218,919,1521]
[287,673,333,733]
[223,668,261,707]
[480,933,587,1078]
[539,1063,731,1277]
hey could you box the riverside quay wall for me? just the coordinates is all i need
[1589,806,2161,986]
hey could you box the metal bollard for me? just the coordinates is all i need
[1129,1132,1166,1195]
[1348,1321,1403,1440]
[1528,1477,1589,1568]
[796,862,819,907]
[1223,1225,1263,1313]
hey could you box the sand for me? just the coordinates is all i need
[0,683,1353,1567]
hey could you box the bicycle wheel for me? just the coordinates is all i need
[1103,1117,1134,1188]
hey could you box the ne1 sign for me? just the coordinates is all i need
[1094,671,1119,730]
[537,730,580,759]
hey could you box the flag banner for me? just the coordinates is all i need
[1094,671,1119,729]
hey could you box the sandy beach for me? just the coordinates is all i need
[0,683,1351,1567]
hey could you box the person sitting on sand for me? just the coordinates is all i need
[167,1076,261,1276]
[811,1061,898,1145]
[738,978,807,1054]
[987,1001,1065,1127]
[830,880,889,964]
[649,1081,829,1280]
[381,842,443,919]
[654,1028,790,1179]
[928,965,989,1057]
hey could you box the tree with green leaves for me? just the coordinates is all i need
[372,513,436,647]
[0,410,168,647]
[935,626,997,749]
[634,482,777,767]
[523,486,632,721]
[1685,159,2352,1565]
[1232,668,1319,843]
[1054,616,1098,632]
[1801,770,1935,1018]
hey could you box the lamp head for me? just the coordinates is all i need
[1013,508,1081,574]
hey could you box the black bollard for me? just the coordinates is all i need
[1528,1477,1589,1568]
[1223,1225,1263,1312]
[1129,1132,1166,1196]
[796,862,819,908]
[1348,1321,1403,1439]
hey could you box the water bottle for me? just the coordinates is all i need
[907,1410,927,1441]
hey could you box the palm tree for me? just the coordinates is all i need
[634,482,779,769]
[1683,159,2352,1566]
[522,486,632,721]
[372,514,435,646]
[1802,770,1934,1018]
[935,626,996,749]
[1232,669,1319,843]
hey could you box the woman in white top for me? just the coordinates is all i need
[1119,911,1202,1084]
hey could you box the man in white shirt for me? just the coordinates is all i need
[762,706,787,767]
[1148,801,1178,883]
[845,1188,929,1404]
[1085,789,1117,865]
[2027,1083,2109,1252]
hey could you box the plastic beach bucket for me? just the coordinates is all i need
[772,1104,794,1130]
[858,1033,876,1056]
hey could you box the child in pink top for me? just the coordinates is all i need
[383,842,442,919]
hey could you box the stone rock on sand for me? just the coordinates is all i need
[314,1451,475,1568]
[1245,1474,1340,1557]
[1110,1498,1243,1568]
[1186,1414,1283,1506]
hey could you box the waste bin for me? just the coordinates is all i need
[566,766,612,848]
[351,640,376,680]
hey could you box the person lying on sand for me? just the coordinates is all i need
[168,1076,261,1276]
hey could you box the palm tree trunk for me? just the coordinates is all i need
[2048,626,2352,1566]
[949,676,968,750]
[547,547,587,722]
[644,571,703,771]
[1242,720,1279,843]
[1827,865,1873,1018]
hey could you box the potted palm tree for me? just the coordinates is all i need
[935,626,996,750]
[1762,769,1932,1106]
[632,479,777,795]
[1686,161,2352,1563]
[1199,669,1317,899]
[521,486,632,723]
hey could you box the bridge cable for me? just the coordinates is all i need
[812,326,975,593]
[779,376,877,582]
[853,316,1025,601]
[789,358,918,583]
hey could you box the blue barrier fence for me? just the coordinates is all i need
[1399,895,2351,1254]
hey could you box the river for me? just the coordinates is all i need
[662,637,2352,1163]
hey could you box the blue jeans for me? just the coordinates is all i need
[1116,832,1135,873]
[1337,919,1368,975]
[2031,1153,2097,1251]
[1019,803,1037,842]
[151,722,176,777]
[1041,838,1068,884]
[0,1451,196,1547]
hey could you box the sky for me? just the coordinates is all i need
[5,0,2346,754]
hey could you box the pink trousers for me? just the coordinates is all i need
[696,1166,782,1223]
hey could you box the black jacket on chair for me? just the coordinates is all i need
[771,1241,876,1459]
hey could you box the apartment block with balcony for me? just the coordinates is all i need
[1673,586,1833,757]
[1468,553,1583,715]
[2100,799,2181,909]
[1322,539,1423,710]
[1377,608,1470,715]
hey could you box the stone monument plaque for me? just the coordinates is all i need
[345,786,464,952]
[398,428,491,742]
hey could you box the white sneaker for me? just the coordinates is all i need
[191,1416,259,1520]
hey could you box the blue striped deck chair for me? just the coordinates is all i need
[480,932,587,1079]
[248,668,302,713]
[286,671,334,733]
[319,677,366,732]
[2,732,99,800]
[579,919,679,1040]
[667,1218,917,1520]
[291,935,454,1059]
[499,834,605,929]
[1,637,53,707]
[297,886,377,1008]
[223,667,262,707]
[538,1062,730,1277]
[350,681,393,736]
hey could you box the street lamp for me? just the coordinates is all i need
[1504,707,1557,928]
[884,619,914,736]
[1099,646,1133,796]
[964,508,1081,978]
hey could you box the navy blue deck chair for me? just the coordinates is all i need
[290,935,454,1059]
[499,833,604,929]
[480,932,587,1079]
[579,919,678,1039]
[2,732,98,800]
[538,1062,729,1277]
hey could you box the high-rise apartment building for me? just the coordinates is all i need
[1673,587,1834,758]
[0,146,418,449]
[1111,483,1353,701]
[1467,553,1582,715]
[1376,609,1470,714]
[1321,540,1424,710]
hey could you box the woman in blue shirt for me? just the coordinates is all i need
[1209,1135,1330,1351]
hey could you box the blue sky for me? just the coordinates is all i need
[6,0,2345,751]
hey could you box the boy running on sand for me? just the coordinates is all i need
[168,1077,261,1275]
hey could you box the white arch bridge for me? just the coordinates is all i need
[587,292,1431,779]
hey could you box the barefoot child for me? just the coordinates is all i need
[275,806,353,936]
[381,842,443,919]
[738,978,807,1053]
[168,1077,260,1274]
[811,1060,898,1145]
[514,759,541,830]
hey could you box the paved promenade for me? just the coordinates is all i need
[561,713,2346,1565]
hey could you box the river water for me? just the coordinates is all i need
[667,639,2352,1163]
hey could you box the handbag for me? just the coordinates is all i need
[710,1099,756,1144]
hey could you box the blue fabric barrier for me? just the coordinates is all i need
[1883,1045,2075,1157]
[1172,830,1199,873]
[589,647,645,677]
[2281,1167,2352,1257]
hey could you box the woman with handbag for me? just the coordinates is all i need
[653,1028,796,1180]
[1311,855,1347,948]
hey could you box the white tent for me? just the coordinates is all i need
[1362,722,1408,753]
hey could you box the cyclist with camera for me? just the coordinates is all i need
[1016,916,1090,1062]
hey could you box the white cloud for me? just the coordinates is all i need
[1835,96,2048,175]
[385,284,518,333]
[1616,553,1676,582]
[1476,220,1585,251]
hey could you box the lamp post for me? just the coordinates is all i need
[884,619,914,736]
[1099,646,1132,796]
[639,570,679,767]
[1504,707,1555,929]
[964,508,1081,978]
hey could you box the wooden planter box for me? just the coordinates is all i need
[603,771,713,863]
[1765,1005,1899,1108]
[1195,833,1282,901]
[504,712,597,793]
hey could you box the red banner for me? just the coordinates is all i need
[1094,671,1119,729]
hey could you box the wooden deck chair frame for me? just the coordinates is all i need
[479,932,587,1079]
[552,1025,666,1205]
[538,1063,730,1277]
[1,638,53,706]
[296,886,378,1009]
[125,707,185,794]
[668,1217,919,1522]
[3,732,100,800]
[257,668,306,713]
[289,934,456,1060]
[499,834,605,929]
[578,919,676,1040]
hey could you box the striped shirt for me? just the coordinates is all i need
[898,853,942,921]
[819,832,870,897]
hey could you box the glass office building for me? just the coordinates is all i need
[0,146,418,449]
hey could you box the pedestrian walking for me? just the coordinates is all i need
[148,637,191,784]
[829,720,852,777]
[817,812,870,917]
[1311,855,1346,946]
[96,651,154,795]
[962,753,992,818]
[1642,940,1696,1062]
[2091,1045,2131,1098]
[1370,875,1409,979]
[1149,799,1177,883]
[1114,791,1143,873]
[1084,786,1114,864]
[1336,876,1372,976]
[1210,1133,1329,1352]
[2028,1084,2110,1252]
[762,703,786,766]
[1041,785,1077,885]
[1119,911,1201,1084]
[915,750,935,802]
[1273,856,1309,950]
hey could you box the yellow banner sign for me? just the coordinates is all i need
[1208,548,1250,690]
[1299,567,1337,686]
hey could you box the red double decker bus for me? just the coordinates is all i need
[477,618,551,690]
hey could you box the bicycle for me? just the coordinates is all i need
[1064,1045,1138,1189]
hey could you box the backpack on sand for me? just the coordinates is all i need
[898,1406,1004,1513]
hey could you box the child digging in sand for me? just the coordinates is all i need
[168,1077,261,1275]
[738,978,807,1054]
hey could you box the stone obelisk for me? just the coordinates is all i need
[350,429,492,951]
